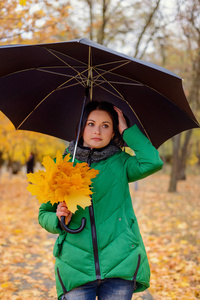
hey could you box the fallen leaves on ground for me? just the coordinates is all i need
[0,171,199,299]
[0,173,57,299]
[131,172,200,300]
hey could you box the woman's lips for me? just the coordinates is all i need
[92,138,102,141]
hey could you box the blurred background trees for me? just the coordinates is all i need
[0,112,66,176]
[0,0,199,190]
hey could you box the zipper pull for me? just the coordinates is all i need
[87,148,94,167]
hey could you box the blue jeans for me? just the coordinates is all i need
[61,278,135,300]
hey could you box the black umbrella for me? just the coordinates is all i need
[0,38,199,233]
[0,38,199,150]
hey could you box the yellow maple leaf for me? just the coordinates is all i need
[64,191,92,213]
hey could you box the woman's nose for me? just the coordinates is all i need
[94,126,101,134]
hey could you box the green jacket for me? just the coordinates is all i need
[38,125,163,299]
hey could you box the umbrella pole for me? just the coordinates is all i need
[72,86,89,163]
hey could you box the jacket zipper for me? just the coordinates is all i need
[88,149,101,279]
[89,203,101,279]
[132,254,141,291]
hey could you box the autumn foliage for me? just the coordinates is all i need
[0,112,66,170]
[0,0,74,45]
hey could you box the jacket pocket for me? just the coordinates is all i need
[128,219,140,245]
[53,234,66,257]
[132,254,141,291]
[57,267,67,294]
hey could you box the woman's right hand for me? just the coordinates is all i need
[114,106,128,134]
[56,202,72,225]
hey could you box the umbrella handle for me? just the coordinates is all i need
[60,216,86,234]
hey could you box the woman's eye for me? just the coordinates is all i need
[102,124,109,128]
[88,122,94,126]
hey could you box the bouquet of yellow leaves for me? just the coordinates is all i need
[27,150,99,213]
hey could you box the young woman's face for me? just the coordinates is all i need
[83,110,114,148]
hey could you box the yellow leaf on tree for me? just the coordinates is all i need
[19,0,26,5]
[27,150,99,213]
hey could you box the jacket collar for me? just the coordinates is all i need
[66,141,120,163]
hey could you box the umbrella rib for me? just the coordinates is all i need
[93,83,125,100]
[93,66,142,86]
[37,67,89,86]
[94,69,126,100]
[0,66,88,89]
[1,68,37,78]
[38,61,94,89]
[57,81,87,91]
[46,49,87,87]
[92,61,131,84]
[94,80,142,86]
[37,68,78,78]
[37,66,87,78]
[16,80,82,129]
[128,107,152,142]
[45,47,88,67]
[94,59,130,69]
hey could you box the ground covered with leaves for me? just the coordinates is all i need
[131,172,200,300]
[0,171,199,299]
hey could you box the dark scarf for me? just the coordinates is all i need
[66,141,120,164]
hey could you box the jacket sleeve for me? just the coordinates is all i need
[38,202,63,235]
[122,125,163,182]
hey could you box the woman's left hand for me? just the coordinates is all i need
[114,106,128,134]
[56,202,72,225]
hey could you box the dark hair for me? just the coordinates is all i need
[78,101,128,148]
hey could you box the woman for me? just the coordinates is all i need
[38,101,163,300]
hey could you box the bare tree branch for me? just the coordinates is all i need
[134,0,161,57]
[85,0,94,40]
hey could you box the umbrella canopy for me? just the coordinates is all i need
[0,38,199,148]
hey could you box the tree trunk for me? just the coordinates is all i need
[97,0,109,45]
[86,0,94,41]
[168,134,181,192]
[178,130,193,180]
